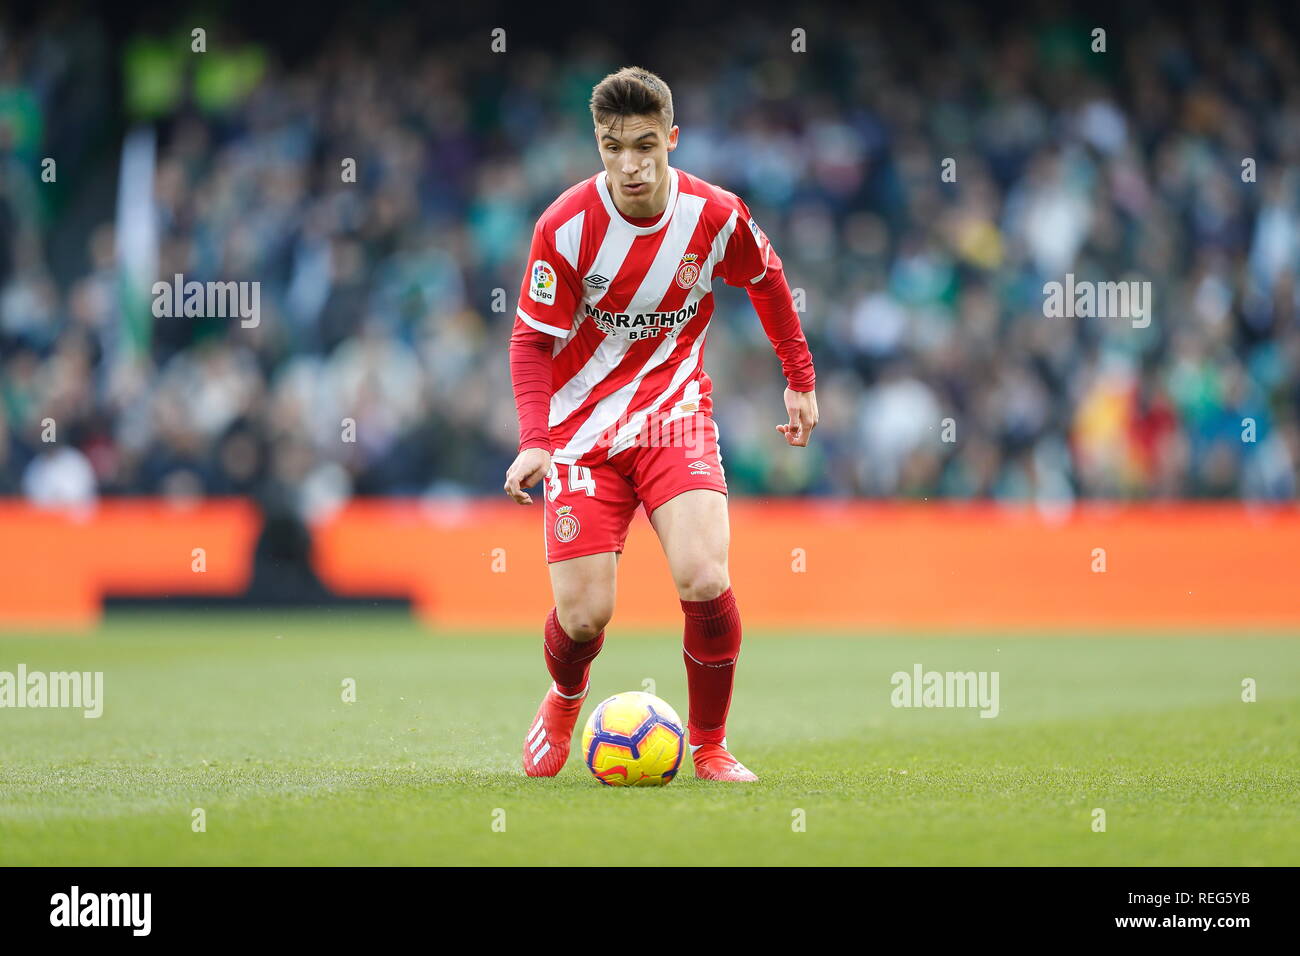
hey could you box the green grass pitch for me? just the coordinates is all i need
[1,612,1297,866]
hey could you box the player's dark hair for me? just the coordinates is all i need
[590,66,674,134]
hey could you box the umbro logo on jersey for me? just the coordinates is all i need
[585,273,609,288]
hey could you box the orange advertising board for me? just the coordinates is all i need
[1,499,1297,631]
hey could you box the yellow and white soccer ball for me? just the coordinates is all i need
[581,691,685,786]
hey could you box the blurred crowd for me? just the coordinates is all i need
[2,3,1299,513]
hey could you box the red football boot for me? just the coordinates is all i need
[522,683,586,777]
[692,741,758,782]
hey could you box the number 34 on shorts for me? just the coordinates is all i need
[542,461,618,560]
[545,463,597,502]
[540,426,729,564]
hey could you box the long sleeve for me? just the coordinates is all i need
[716,194,816,392]
[509,320,554,453]
[746,262,816,392]
[511,214,580,454]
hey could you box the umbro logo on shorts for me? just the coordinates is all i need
[689,460,711,475]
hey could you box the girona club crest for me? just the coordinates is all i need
[675,253,701,290]
[554,505,581,543]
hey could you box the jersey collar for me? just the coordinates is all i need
[597,167,679,236]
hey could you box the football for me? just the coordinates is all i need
[581,692,686,786]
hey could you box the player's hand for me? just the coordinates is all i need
[504,447,552,504]
[776,387,818,447]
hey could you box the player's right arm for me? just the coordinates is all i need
[503,451,551,505]
[503,325,552,504]
[504,218,581,504]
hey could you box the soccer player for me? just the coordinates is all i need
[504,66,818,782]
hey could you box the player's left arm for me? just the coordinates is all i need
[719,201,819,447]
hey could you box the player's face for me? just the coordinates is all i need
[596,115,679,217]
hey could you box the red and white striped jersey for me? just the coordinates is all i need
[513,167,779,466]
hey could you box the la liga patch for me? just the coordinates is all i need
[530,259,557,305]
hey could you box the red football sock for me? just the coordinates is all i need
[681,586,743,746]
[543,607,603,698]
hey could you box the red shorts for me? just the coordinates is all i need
[542,413,728,563]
